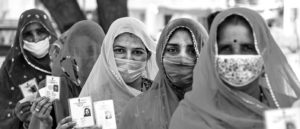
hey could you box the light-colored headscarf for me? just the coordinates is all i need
[79,17,158,122]
[118,18,208,129]
[169,8,300,129]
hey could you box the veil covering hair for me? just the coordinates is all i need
[169,7,300,129]
[79,17,158,122]
[118,18,208,129]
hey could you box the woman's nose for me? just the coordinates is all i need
[32,31,40,42]
[125,52,134,60]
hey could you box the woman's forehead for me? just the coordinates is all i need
[114,32,145,48]
[23,22,44,32]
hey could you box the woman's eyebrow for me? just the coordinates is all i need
[133,48,146,51]
[113,45,125,48]
[166,43,179,46]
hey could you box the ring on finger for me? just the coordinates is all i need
[35,108,40,112]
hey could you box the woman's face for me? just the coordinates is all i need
[163,29,196,88]
[217,24,256,55]
[113,33,148,61]
[22,22,49,42]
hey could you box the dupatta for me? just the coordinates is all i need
[118,18,208,129]
[79,17,158,122]
[169,8,300,129]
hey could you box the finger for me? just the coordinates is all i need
[19,101,31,109]
[40,102,52,115]
[60,121,76,129]
[15,102,21,111]
[37,97,50,108]
[22,112,31,120]
[30,100,38,113]
[22,106,31,112]
[59,116,72,125]
[44,105,52,116]
[34,97,45,104]
[35,97,49,112]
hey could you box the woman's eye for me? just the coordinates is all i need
[113,48,125,54]
[166,47,179,55]
[219,46,232,54]
[132,50,144,55]
[23,32,32,39]
[187,47,196,57]
[37,28,48,35]
[242,45,256,54]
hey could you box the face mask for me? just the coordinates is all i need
[216,55,264,87]
[23,37,50,58]
[115,58,147,84]
[163,56,195,88]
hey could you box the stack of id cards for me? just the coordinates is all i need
[19,78,39,103]
[68,97,117,129]
[39,75,60,101]
[265,107,300,129]
[69,96,95,128]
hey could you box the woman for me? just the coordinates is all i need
[0,9,57,129]
[118,18,208,129]
[29,20,105,129]
[79,17,158,124]
[169,8,300,129]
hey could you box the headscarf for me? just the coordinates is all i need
[118,18,208,129]
[49,20,105,123]
[79,17,158,122]
[0,9,57,129]
[169,8,300,129]
[50,20,105,87]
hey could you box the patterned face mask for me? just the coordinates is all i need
[215,55,264,87]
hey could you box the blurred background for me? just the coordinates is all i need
[0,0,300,78]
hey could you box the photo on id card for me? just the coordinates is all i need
[265,107,300,129]
[45,75,60,101]
[94,100,117,129]
[69,96,95,128]
[18,78,38,103]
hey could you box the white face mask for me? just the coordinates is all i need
[23,37,50,58]
[216,55,264,87]
[115,58,147,84]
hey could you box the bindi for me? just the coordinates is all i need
[233,39,237,43]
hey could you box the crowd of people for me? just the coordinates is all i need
[0,7,300,129]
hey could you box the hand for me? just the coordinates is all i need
[31,97,53,128]
[15,101,32,122]
[56,116,76,129]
